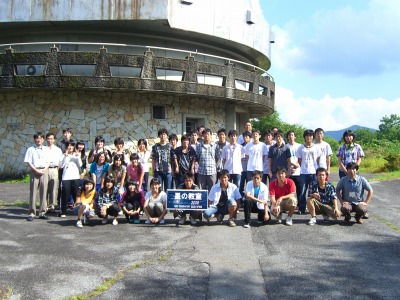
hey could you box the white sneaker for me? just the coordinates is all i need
[145,219,151,224]
[76,220,83,228]
[189,216,197,225]
[276,213,282,224]
[286,217,293,226]
[118,210,123,216]
[308,217,317,225]
[102,217,108,224]
[243,223,250,228]
[112,219,118,226]
[178,215,186,225]
[159,218,165,224]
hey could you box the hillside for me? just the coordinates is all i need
[325,125,377,141]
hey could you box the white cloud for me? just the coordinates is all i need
[272,0,400,76]
[275,85,400,130]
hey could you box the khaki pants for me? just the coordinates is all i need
[47,168,59,207]
[29,170,48,216]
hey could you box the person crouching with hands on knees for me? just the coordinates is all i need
[243,170,270,228]
[336,162,373,224]
[120,180,144,224]
[75,178,96,228]
[269,166,297,226]
[203,169,241,227]
[306,167,341,225]
[96,175,120,225]
[143,178,168,225]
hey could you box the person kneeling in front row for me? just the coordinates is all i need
[75,178,96,228]
[120,179,144,224]
[336,162,373,224]
[243,170,270,228]
[96,175,120,225]
[269,166,297,226]
[174,173,202,225]
[306,167,341,225]
[203,169,241,227]
[143,178,168,225]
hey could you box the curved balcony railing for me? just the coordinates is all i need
[0,42,275,115]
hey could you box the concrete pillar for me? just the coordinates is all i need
[225,103,236,131]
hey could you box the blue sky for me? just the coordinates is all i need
[259,0,400,130]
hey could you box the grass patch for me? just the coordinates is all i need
[369,171,400,182]
[0,285,12,300]
[371,213,400,233]
[0,174,30,183]
[0,200,30,207]
[65,250,172,300]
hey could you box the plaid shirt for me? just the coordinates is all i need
[336,143,365,171]
[308,181,337,205]
[195,142,220,175]
[97,186,119,206]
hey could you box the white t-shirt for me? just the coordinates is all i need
[315,141,333,169]
[287,142,301,176]
[222,143,245,174]
[145,191,167,205]
[296,144,321,175]
[245,142,267,172]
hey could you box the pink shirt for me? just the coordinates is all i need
[127,164,144,183]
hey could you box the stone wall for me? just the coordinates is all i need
[0,90,225,177]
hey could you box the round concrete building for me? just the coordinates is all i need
[0,0,275,177]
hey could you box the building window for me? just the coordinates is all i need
[152,105,166,120]
[156,69,184,81]
[197,73,224,86]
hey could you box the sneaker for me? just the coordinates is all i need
[102,217,108,224]
[228,218,236,227]
[58,214,66,218]
[217,214,223,224]
[276,213,282,224]
[243,223,250,228]
[38,214,50,220]
[27,215,34,221]
[323,214,329,222]
[363,212,369,219]
[179,215,187,225]
[256,220,263,224]
[159,218,165,225]
[286,217,293,226]
[308,217,317,225]
[189,215,197,225]
[118,210,123,216]
[145,219,151,224]
[76,220,83,228]
[133,219,140,224]
[112,219,118,226]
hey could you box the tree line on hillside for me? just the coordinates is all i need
[252,112,400,172]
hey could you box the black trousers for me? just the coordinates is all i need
[61,179,80,214]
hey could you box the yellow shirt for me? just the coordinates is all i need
[77,190,96,206]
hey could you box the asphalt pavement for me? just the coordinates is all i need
[0,177,399,300]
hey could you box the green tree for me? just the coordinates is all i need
[378,114,400,141]
[252,111,305,138]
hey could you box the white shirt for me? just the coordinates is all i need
[59,154,82,180]
[296,144,321,175]
[221,143,245,174]
[245,142,267,172]
[145,191,167,204]
[245,181,269,210]
[315,141,333,169]
[138,150,151,172]
[24,145,50,168]
[208,182,241,206]
[47,145,62,168]
[287,142,301,176]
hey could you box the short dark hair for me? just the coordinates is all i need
[125,179,138,189]
[276,166,287,173]
[303,129,315,139]
[137,139,147,149]
[45,132,55,139]
[63,128,72,134]
[315,128,324,134]
[228,129,238,137]
[65,141,76,148]
[33,132,45,139]
[251,170,263,177]
[252,129,260,134]
[242,131,252,138]
[274,130,284,139]
[158,128,169,137]
[346,162,359,171]
[264,130,273,136]
[94,135,105,144]
[343,130,356,142]
[169,133,178,142]
[217,128,226,135]
[181,135,190,143]
[150,177,161,186]
[202,128,212,135]
[103,175,115,186]
[219,169,230,178]
[316,167,327,176]
[114,137,124,146]
[82,178,95,193]
[286,130,295,139]
[95,152,106,164]
[183,173,195,181]
[130,153,139,161]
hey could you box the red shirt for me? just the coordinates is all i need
[269,178,295,199]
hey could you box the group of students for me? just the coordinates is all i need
[23,123,373,227]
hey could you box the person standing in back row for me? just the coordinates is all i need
[151,128,173,192]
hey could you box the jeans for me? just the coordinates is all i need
[142,172,149,193]
[154,171,172,192]
[229,174,241,188]
[299,174,316,213]
[239,171,247,196]
[203,199,237,220]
